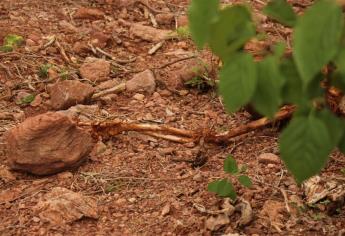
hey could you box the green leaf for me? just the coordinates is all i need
[208,5,255,60]
[17,94,35,105]
[280,58,303,104]
[279,114,334,184]
[219,53,257,112]
[4,34,23,46]
[293,0,343,85]
[223,156,238,174]
[0,45,13,52]
[208,179,237,200]
[188,0,219,48]
[316,109,344,147]
[339,134,345,154]
[238,175,252,188]
[263,0,297,27]
[252,56,284,118]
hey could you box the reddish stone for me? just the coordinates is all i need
[74,7,105,20]
[4,112,95,175]
[48,80,95,110]
[79,57,111,82]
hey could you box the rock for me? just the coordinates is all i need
[126,69,156,93]
[0,165,16,183]
[155,13,174,25]
[205,214,230,231]
[259,200,285,231]
[100,94,118,105]
[57,171,73,181]
[90,141,107,156]
[176,15,188,27]
[159,89,172,97]
[73,41,90,54]
[133,93,145,101]
[96,79,120,91]
[26,38,37,47]
[79,57,111,82]
[165,58,209,90]
[4,112,94,175]
[48,67,59,79]
[130,23,174,42]
[237,200,253,226]
[59,20,78,33]
[90,30,111,48]
[34,187,98,225]
[74,7,104,20]
[48,80,94,110]
[258,153,281,165]
[60,104,101,122]
[161,203,171,216]
[30,93,43,107]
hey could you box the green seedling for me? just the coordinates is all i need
[0,34,23,52]
[208,155,252,200]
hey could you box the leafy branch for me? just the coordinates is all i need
[189,0,345,184]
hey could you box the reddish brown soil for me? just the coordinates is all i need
[0,0,344,235]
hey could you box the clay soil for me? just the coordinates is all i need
[0,0,345,235]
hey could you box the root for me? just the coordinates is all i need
[78,105,296,144]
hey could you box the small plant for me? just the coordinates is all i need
[340,168,345,175]
[208,155,252,200]
[38,63,52,78]
[176,26,191,39]
[59,68,70,80]
[311,212,326,221]
[0,34,23,52]
[17,94,35,105]
[185,76,215,91]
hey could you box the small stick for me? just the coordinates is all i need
[55,40,71,63]
[149,12,158,27]
[280,188,291,214]
[94,47,136,64]
[91,82,126,100]
[148,41,164,55]
[157,55,197,69]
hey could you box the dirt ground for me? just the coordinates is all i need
[0,0,345,235]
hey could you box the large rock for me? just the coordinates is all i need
[126,69,156,93]
[48,80,95,110]
[79,57,111,82]
[34,187,98,225]
[4,112,94,175]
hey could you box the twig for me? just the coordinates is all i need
[92,82,126,100]
[149,12,158,27]
[280,188,291,214]
[156,55,197,69]
[55,40,71,63]
[94,46,136,64]
[148,41,164,55]
[135,0,168,14]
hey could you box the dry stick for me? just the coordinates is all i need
[55,40,71,63]
[79,105,296,144]
[91,83,126,100]
[157,55,197,69]
[94,47,136,64]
